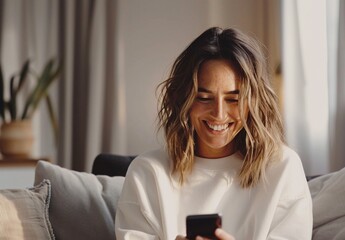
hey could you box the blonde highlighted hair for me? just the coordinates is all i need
[157,27,285,188]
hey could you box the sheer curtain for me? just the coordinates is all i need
[57,0,122,171]
[0,0,122,172]
[281,0,345,176]
[330,0,345,172]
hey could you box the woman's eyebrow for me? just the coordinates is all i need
[226,90,239,94]
[197,87,212,93]
[197,87,239,94]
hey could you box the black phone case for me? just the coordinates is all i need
[186,213,222,240]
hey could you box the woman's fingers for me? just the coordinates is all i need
[195,236,208,240]
[215,228,235,240]
[176,228,235,240]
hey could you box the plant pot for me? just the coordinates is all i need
[0,120,34,159]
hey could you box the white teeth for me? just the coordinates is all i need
[207,122,229,131]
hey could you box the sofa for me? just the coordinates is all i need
[0,154,344,240]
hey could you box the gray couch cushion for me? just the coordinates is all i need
[34,160,124,240]
[308,167,345,240]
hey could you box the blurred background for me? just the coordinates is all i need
[0,0,343,177]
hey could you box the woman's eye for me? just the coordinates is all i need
[196,97,212,102]
[226,98,238,103]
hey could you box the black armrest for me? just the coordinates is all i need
[92,154,136,177]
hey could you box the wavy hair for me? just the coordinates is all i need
[157,27,285,188]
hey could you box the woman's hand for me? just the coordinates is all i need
[175,228,235,240]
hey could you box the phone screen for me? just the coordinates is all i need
[186,213,222,240]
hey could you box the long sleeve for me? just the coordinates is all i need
[115,150,173,239]
[115,201,159,240]
[266,148,313,240]
[267,188,313,239]
[115,159,161,239]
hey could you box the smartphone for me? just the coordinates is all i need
[186,213,222,240]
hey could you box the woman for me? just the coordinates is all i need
[115,27,312,240]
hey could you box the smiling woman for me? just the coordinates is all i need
[115,27,312,240]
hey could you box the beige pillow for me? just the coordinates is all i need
[0,179,54,240]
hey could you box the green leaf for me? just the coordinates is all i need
[9,75,17,120]
[16,59,30,94]
[45,94,59,147]
[21,59,60,119]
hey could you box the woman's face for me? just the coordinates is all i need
[190,59,247,158]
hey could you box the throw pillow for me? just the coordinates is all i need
[0,179,55,240]
[308,167,345,240]
[34,160,125,240]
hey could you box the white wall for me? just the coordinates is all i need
[115,0,280,155]
[0,166,35,189]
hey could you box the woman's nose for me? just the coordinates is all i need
[212,99,226,120]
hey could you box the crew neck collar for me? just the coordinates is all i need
[194,151,243,171]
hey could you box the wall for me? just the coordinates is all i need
[115,0,280,155]
[0,0,281,171]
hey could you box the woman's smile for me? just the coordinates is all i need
[205,121,230,132]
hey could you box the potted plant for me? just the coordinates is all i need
[0,59,60,159]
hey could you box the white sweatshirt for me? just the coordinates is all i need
[115,146,312,240]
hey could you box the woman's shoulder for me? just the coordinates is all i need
[127,148,171,175]
[268,145,305,174]
[281,145,300,158]
[266,145,309,198]
[280,145,304,169]
[264,145,305,183]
